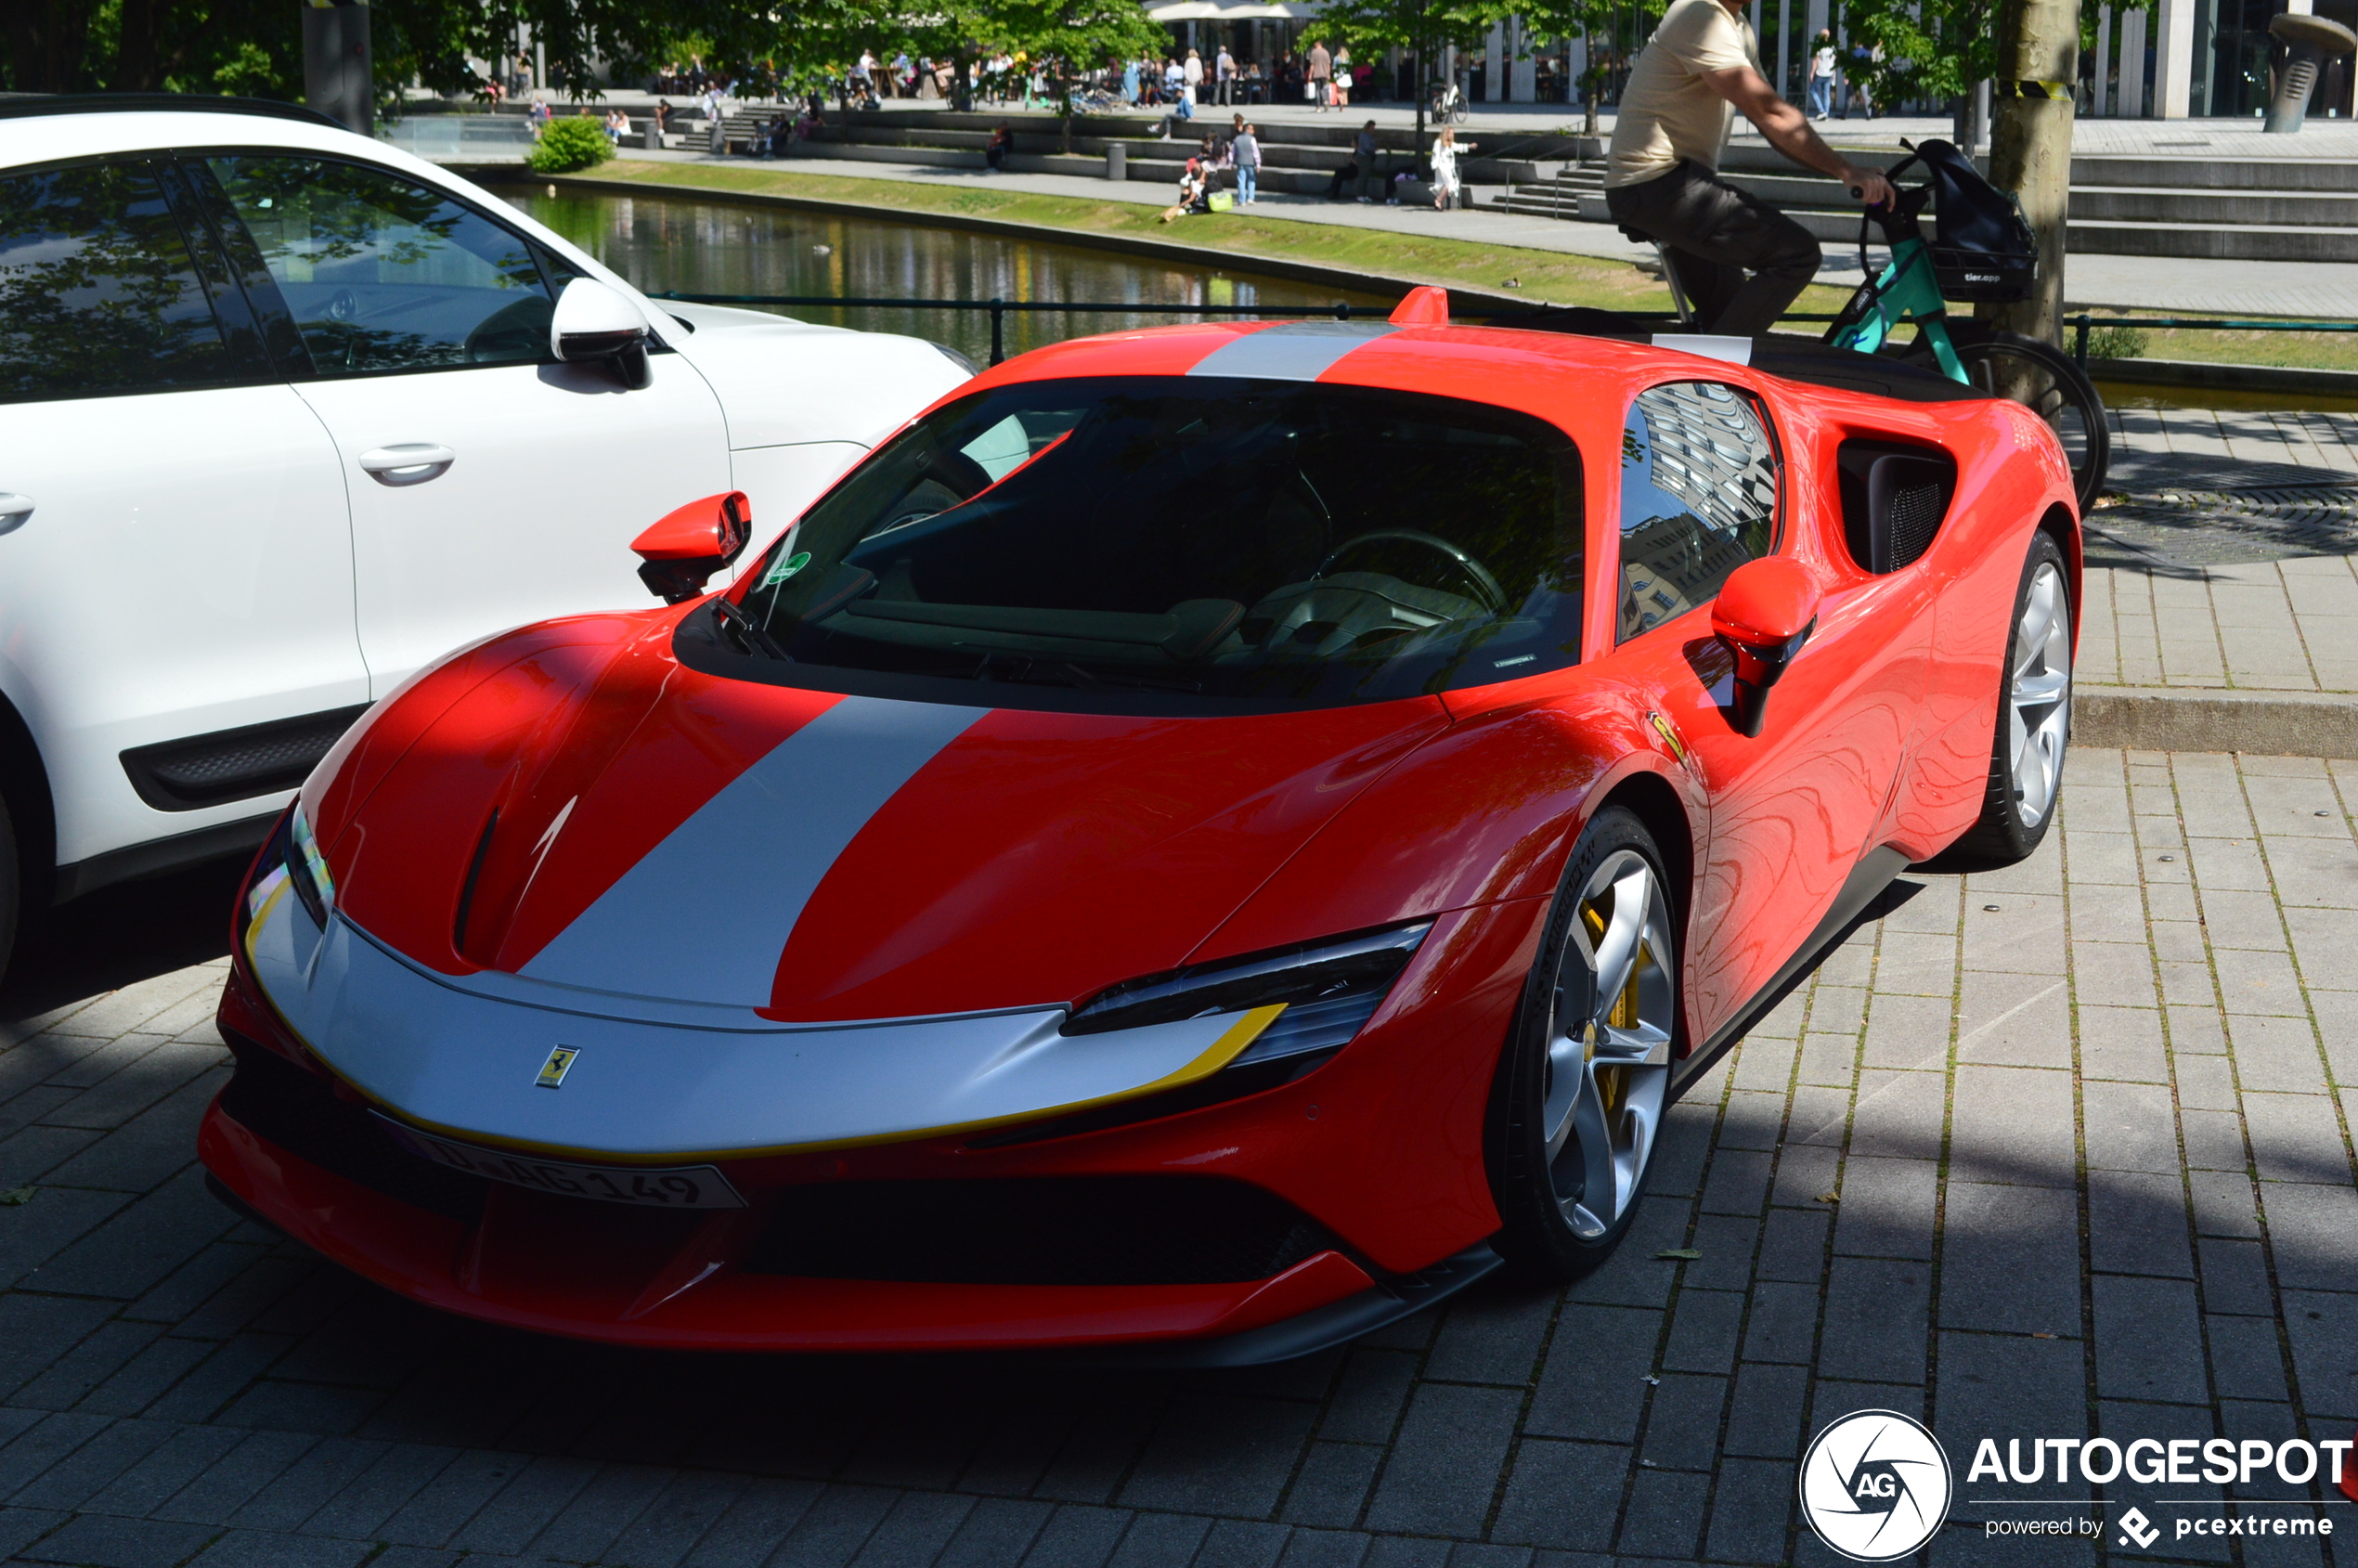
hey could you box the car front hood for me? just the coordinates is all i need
[324,625,1448,1020]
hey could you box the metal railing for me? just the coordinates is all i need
[662,292,2358,375]
[650,291,1696,364]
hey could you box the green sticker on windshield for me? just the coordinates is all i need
[760,550,812,590]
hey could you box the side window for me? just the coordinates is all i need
[0,160,239,402]
[1616,381,1780,642]
[205,156,557,377]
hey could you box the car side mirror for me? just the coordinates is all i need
[1711,557,1821,738]
[632,491,752,603]
[551,277,652,389]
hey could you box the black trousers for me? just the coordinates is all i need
[1604,160,1822,337]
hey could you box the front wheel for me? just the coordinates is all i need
[1902,325,2110,512]
[1950,531,2073,865]
[0,792,17,986]
[1487,806,1678,1280]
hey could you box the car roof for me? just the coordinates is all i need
[970,319,1992,431]
[0,93,341,130]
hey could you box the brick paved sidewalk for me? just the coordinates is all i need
[1,748,2353,1568]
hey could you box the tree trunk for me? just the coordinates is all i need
[9,0,94,92]
[1979,0,2076,344]
[1582,31,1598,134]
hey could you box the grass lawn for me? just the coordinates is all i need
[2078,317,2358,374]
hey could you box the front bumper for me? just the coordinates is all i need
[213,872,1549,1355]
[198,1040,1500,1358]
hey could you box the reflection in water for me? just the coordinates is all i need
[500,187,1393,365]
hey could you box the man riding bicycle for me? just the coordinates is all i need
[1606,0,1894,336]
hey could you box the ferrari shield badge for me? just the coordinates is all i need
[1646,711,1693,769]
[535,1045,580,1089]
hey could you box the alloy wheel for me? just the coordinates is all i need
[2008,560,2072,827]
[1541,849,1675,1238]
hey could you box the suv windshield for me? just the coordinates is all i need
[724,376,1585,712]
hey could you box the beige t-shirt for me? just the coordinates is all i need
[1605,0,1759,188]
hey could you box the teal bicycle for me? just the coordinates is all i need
[1823,138,2110,510]
[1648,139,2108,510]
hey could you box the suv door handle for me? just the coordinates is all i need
[357,445,456,486]
[0,494,30,535]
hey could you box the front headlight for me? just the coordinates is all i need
[1064,923,1432,1068]
[243,803,334,938]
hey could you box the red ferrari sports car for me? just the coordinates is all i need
[202,292,2081,1360]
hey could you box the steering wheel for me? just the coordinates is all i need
[1315,529,1507,614]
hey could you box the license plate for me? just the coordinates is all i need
[378,1117,745,1209]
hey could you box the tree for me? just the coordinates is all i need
[991,0,1164,151]
[2,0,780,104]
[1318,0,1507,167]
[1515,0,1639,134]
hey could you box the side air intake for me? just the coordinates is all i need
[1836,439,1957,575]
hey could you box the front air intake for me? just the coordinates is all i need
[740,1176,1338,1286]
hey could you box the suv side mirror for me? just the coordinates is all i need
[551,277,652,389]
[1711,557,1820,738]
[632,491,752,603]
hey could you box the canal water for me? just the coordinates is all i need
[500,186,1394,366]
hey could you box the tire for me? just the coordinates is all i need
[1950,531,2073,865]
[1487,805,1679,1280]
[1901,324,2110,512]
[0,792,16,988]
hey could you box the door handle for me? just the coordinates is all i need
[357,445,456,486]
[0,494,30,535]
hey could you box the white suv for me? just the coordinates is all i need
[0,96,969,976]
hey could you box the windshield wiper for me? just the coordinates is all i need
[713,598,792,661]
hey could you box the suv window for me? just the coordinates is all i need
[206,156,558,376]
[0,160,238,402]
[1616,381,1781,641]
[719,377,1585,714]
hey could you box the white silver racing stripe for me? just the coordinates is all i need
[521,694,988,1005]
[243,883,1279,1159]
[1185,320,1400,382]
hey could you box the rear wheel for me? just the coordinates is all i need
[1901,324,2110,512]
[1950,531,2073,865]
[1488,806,1678,1279]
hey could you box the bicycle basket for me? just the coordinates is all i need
[1911,137,2037,303]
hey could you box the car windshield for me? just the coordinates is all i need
[727,376,1585,711]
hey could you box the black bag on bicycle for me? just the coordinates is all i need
[1903,138,2037,303]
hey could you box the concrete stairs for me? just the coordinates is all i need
[742,108,1566,200]
[1483,141,2358,264]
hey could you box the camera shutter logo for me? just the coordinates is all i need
[1798,1409,1953,1562]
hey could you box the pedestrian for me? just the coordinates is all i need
[1351,118,1380,201]
[985,122,1013,171]
[1601,0,1890,334]
[1807,30,1834,119]
[1429,124,1473,209]
[1167,57,1192,118]
[1122,55,1140,103]
[1333,44,1353,107]
[1184,48,1204,111]
[1841,41,1877,118]
[1232,121,1260,203]
[1308,38,1332,110]
[1216,45,1236,105]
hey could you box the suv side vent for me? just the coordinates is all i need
[121,704,367,810]
[1836,439,1957,575]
